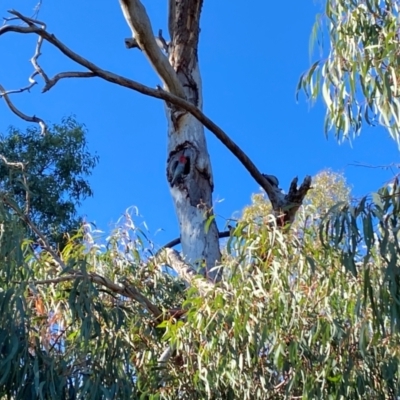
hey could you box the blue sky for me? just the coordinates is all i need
[1,0,399,247]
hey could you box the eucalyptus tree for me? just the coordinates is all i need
[0,1,311,281]
[1,0,400,399]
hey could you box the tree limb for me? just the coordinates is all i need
[43,71,96,93]
[161,229,231,250]
[157,248,216,293]
[22,272,163,319]
[0,83,47,134]
[118,0,185,98]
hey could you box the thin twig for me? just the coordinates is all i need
[48,321,73,353]
[0,79,37,95]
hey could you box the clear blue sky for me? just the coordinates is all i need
[1,1,399,246]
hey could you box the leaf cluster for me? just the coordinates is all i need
[298,0,400,145]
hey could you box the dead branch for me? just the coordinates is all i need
[0,79,37,95]
[0,83,47,134]
[161,229,231,251]
[31,32,49,84]
[157,248,216,292]
[119,0,185,98]
[157,30,169,53]
[43,71,96,92]
[283,176,313,225]
[0,10,311,221]
[0,154,25,170]
[0,154,30,213]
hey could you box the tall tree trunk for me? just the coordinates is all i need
[166,0,221,281]
[119,0,221,280]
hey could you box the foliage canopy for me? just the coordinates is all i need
[0,116,98,249]
[1,171,400,399]
[1,0,400,399]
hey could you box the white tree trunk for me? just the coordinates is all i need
[118,0,222,280]
[166,21,221,281]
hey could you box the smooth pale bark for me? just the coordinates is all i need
[165,67,222,281]
[165,0,222,281]
[118,0,221,281]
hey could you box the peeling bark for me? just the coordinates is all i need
[117,0,221,280]
[166,0,221,281]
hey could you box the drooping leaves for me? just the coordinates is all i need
[298,0,400,146]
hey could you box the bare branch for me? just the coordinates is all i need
[9,10,46,28]
[161,229,231,250]
[32,0,43,19]
[283,176,313,225]
[157,248,215,292]
[118,0,185,98]
[31,34,49,84]
[0,83,47,134]
[29,20,49,83]
[0,154,25,170]
[43,71,96,93]
[89,273,162,318]
[0,79,37,95]
[157,30,169,53]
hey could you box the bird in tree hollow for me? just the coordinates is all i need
[171,153,188,186]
